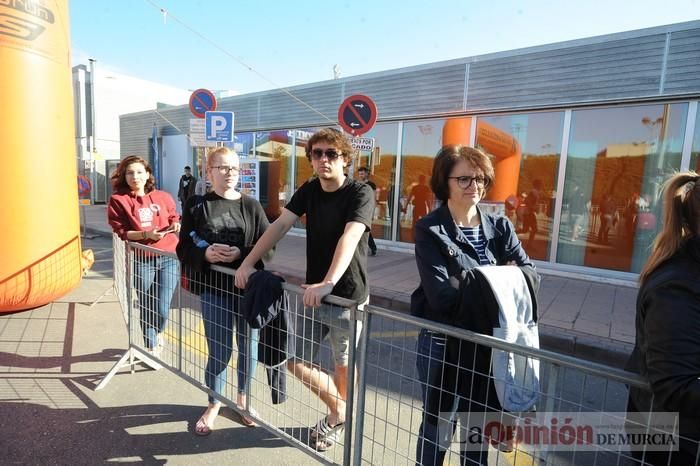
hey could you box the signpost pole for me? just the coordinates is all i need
[78,175,96,239]
[80,203,96,239]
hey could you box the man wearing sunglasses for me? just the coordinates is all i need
[235,127,375,451]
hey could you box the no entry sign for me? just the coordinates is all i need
[189,88,217,118]
[338,94,377,136]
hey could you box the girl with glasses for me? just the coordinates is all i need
[177,146,272,435]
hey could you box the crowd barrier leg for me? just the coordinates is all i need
[95,347,163,391]
[95,240,162,390]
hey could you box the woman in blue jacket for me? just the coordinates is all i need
[411,145,534,465]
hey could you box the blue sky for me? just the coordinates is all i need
[70,0,700,95]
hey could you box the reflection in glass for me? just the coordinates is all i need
[254,130,293,220]
[476,112,564,260]
[233,132,254,157]
[353,123,398,241]
[691,105,700,172]
[293,127,320,190]
[398,120,448,242]
[557,103,688,272]
[290,127,321,230]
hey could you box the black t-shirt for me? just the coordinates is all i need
[285,177,375,301]
[177,192,270,293]
[197,197,246,250]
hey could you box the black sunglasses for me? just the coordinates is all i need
[310,148,341,161]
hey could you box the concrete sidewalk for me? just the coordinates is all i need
[0,235,318,465]
[82,204,637,367]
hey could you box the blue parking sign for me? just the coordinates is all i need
[205,111,234,142]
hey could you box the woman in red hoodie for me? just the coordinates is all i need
[108,155,180,357]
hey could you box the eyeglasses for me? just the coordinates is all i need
[310,148,341,161]
[448,175,487,189]
[210,165,240,175]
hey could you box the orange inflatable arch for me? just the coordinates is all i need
[0,1,82,312]
[442,118,522,202]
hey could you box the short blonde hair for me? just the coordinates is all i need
[207,147,239,168]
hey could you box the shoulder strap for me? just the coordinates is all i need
[239,194,255,245]
[188,194,206,223]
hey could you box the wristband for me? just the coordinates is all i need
[142,231,147,240]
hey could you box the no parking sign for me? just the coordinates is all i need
[338,94,378,136]
[189,88,217,118]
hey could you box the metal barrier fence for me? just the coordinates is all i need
[104,236,697,466]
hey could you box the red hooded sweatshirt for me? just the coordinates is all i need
[107,189,179,253]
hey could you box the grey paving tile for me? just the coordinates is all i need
[540,318,574,330]
[0,319,29,341]
[572,319,611,338]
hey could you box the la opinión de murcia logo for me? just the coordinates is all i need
[0,0,55,41]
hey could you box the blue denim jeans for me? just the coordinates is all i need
[415,329,488,466]
[200,291,259,404]
[133,256,179,349]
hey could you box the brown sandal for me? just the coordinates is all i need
[237,406,258,427]
[194,415,214,436]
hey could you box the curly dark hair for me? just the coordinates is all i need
[111,155,156,193]
[305,127,354,162]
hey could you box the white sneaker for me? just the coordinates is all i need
[157,334,164,350]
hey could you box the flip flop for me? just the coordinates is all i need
[310,416,344,451]
[237,406,258,427]
[194,415,213,436]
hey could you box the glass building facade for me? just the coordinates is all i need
[214,99,698,276]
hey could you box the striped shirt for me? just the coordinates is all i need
[425,225,490,343]
[460,225,490,266]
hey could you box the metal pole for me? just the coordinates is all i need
[125,242,135,373]
[343,303,360,466]
[80,203,86,237]
[245,321,252,412]
[177,272,183,372]
[88,58,97,205]
[351,307,371,466]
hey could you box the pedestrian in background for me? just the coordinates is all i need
[627,171,700,466]
[177,165,197,208]
[357,166,378,256]
[406,174,433,228]
[107,155,180,357]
